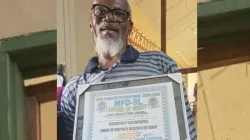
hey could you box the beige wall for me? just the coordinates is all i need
[197,62,250,140]
[57,0,95,79]
[0,0,56,39]
[40,101,56,140]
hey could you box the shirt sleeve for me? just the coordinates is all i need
[60,77,78,140]
[160,52,197,140]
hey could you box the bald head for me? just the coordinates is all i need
[93,0,131,16]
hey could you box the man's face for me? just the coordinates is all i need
[90,0,132,60]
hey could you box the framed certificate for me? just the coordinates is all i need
[73,73,191,140]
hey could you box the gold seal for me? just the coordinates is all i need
[119,131,140,139]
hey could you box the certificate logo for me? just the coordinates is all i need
[148,97,159,108]
[96,101,107,113]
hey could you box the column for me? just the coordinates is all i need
[57,0,95,80]
[0,53,26,140]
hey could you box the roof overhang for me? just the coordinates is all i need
[0,30,56,79]
[198,0,250,47]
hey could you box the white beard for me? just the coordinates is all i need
[95,34,125,60]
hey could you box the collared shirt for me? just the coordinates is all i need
[61,45,197,140]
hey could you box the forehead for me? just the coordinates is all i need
[94,0,128,10]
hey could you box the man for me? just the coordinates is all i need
[61,0,197,139]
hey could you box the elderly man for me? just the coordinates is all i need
[61,0,197,139]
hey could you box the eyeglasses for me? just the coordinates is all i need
[91,4,130,23]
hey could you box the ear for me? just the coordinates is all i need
[89,16,94,33]
[127,20,133,36]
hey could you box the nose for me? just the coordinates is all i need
[104,12,115,22]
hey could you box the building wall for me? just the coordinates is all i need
[129,1,189,68]
[188,73,197,102]
[40,101,56,140]
[1,1,56,140]
[197,62,250,140]
[0,0,56,39]
[57,0,95,79]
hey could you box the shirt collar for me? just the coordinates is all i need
[84,45,139,73]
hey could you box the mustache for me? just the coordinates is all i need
[98,22,119,31]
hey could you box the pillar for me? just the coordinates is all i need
[0,53,26,140]
[57,0,95,80]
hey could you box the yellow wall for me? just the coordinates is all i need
[40,101,56,140]
[128,1,160,48]
[187,73,197,103]
[197,62,250,140]
[129,1,189,68]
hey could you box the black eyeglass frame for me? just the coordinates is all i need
[91,4,131,23]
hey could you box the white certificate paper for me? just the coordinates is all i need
[82,83,179,140]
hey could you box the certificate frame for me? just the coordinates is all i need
[73,73,191,140]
